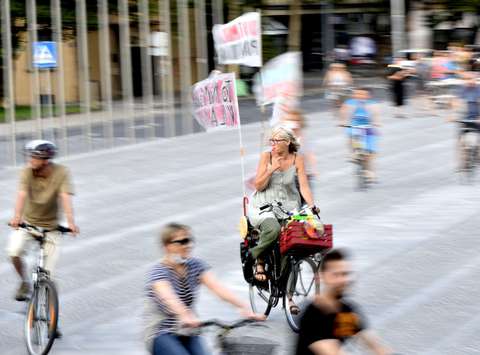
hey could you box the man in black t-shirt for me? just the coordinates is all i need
[295,249,392,355]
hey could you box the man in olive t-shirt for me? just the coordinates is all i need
[6,140,79,301]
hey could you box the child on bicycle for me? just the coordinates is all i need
[339,88,381,182]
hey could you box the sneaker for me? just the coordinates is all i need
[15,281,31,302]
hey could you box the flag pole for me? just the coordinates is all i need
[233,73,247,198]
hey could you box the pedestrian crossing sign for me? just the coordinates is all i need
[32,42,58,69]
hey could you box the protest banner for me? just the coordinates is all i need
[212,12,262,67]
[253,52,303,106]
[191,72,240,131]
[192,72,247,196]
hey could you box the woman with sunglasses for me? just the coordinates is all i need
[249,127,318,312]
[144,223,263,355]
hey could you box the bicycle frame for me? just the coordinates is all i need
[350,126,369,155]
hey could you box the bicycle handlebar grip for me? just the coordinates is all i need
[57,225,73,233]
[259,204,270,211]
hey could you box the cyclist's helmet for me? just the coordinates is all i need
[24,140,57,159]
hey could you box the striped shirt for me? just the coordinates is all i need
[144,258,209,350]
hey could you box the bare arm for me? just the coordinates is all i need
[309,339,347,355]
[152,280,200,326]
[60,192,79,235]
[254,152,276,191]
[357,331,392,355]
[10,190,27,228]
[296,155,315,207]
[200,271,247,309]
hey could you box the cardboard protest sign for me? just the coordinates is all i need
[253,52,303,106]
[212,12,262,67]
[192,73,240,131]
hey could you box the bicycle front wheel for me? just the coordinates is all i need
[25,279,59,355]
[284,258,320,332]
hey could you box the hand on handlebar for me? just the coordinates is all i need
[68,223,80,236]
[239,306,266,321]
[309,205,320,215]
[179,312,202,328]
[8,216,21,229]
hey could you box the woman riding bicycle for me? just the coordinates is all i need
[144,223,263,355]
[249,127,318,286]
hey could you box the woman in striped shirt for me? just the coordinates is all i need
[144,222,263,355]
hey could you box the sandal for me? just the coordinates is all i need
[288,299,300,315]
[254,263,267,282]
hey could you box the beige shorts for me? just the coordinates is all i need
[6,228,61,273]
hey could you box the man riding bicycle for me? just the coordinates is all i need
[339,88,380,182]
[451,72,480,171]
[6,140,79,302]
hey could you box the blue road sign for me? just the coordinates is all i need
[32,42,58,69]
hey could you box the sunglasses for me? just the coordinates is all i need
[169,237,194,246]
[269,139,287,145]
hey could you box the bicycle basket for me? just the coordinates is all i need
[222,335,278,355]
[280,221,333,256]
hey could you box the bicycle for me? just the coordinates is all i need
[191,319,277,355]
[10,222,72,355]
[342,124,373,190]
[239,200,333,332]
[457,119,480,183]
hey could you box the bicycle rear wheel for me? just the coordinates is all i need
[284,258,320,332]
[25,279,59,355]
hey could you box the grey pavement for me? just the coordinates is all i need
[1,98,479,355]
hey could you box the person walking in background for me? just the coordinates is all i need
[280,108,318,190]
[295,249,392,355]
[387,59,410,118]
[144,223,263,355]
[323,63,353,109]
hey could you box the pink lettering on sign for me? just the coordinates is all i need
[221,20,258,42]
[192,73,240,130]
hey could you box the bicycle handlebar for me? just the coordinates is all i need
[8,222,72,234]
[339,124,372,129]
[197,319,258,330]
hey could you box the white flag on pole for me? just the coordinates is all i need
[212,12,262,67]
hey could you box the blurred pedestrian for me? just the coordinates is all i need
[144,223,263,355]
[323,63,353,109]
[387,59,410,118]
[280,108,318,189]
[450,72,480,171]
[6,140,78,302]
[295,249,392,355]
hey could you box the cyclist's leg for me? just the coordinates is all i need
[152,334,191,355]
[249,218,281,260]
[43,230,62,276]
[6,228,30,279]
[182,336,208,355]
[6,229,32,300]
[365,131,378,179]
